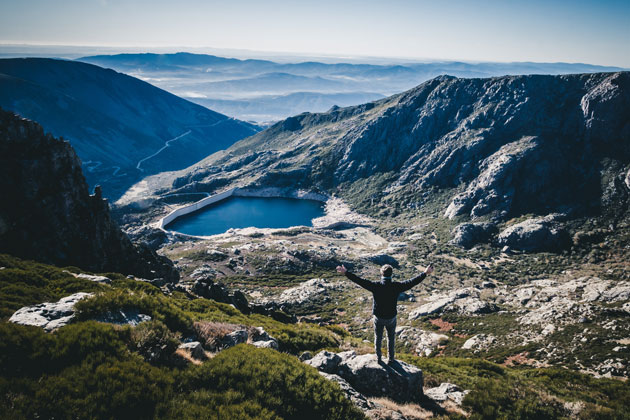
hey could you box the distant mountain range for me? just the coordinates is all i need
[130,71,630,228]
[79,52,625,122]
[0,58,260,198]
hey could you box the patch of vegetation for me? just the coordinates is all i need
[0,254,106,320]
[166,345,364,420]
[130,320,180,364]
[401,355,630,420]
[271,227,312,236]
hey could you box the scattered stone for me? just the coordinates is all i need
[396,327,449,357]
[220,329,249,349]
[64,271,112,284]
[319,372,374,411]
[193,277,250,313]
[299,351,313,361]
[425,382,470,405]
[462,334,496,351]
[364,253,400,267]
[94,309,152,326]
[9,292,93,331]
[450,222,497,248]
[178,341,207,360]
[251,340,278,349]
[496,214,570,252]
[408,288,496,318]
[452,297,499,315]
[190,265,218,280]
[265,278,342,309]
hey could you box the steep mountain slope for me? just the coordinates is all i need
[0,58,260,199]
[0,108,178,281]
[133,72,630,226]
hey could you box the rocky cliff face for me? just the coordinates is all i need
[134,72,629,224]
[0,109,178,281]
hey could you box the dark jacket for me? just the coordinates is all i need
[345,271,426,318]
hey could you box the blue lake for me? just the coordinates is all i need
[165,196,326,236]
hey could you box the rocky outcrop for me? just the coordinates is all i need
[462,334,497,351]
[192,277,250,313]
[450,222,497,248]
[496,214,571,252]
[424,383,470,405]
[9,292,93,331]
[263,278,343,311]
[194,321,279,352]
[408,287,498,319]
[396,326,449,357]
[305,350,424,403]
[0,109,178,281]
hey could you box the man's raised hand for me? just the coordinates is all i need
[336,265,347,274]
[424,264,434,275]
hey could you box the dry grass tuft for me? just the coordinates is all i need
[370,397,433,419]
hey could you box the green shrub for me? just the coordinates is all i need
[50,321,131,368]
[180,345,365,420]
[130,320,180,364]
[158,390,278,420]
[0,323,51,377]
[0,254,104,320]
[75,290,192,333]
[32,357,173,420]
[270,324,340,354]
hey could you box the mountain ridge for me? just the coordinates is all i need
[0,57,260,198]
[128,71,630,235]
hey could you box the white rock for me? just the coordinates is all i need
[425,382,470,405]
[9,292,93,331]
[462,334,496,350]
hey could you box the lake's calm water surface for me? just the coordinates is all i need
[165,196,325,236]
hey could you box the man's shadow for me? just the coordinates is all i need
[377,359,409,377]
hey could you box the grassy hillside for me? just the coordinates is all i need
[1,253,628,419]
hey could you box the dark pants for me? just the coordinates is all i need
[373,315,396,361]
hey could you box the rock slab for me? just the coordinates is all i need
[9,292,93,331]
[306,350,423,403]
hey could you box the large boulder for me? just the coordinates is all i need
[396,326,449,357]
[425,383,470,405]
[9,292,93,331]
[306,350,424,403]
[319,372,374,411]
[450,222,497,248]
[496,215,570,252]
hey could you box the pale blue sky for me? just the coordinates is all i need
[1,0,629,66]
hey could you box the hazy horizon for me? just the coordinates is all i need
[1,0,629,67]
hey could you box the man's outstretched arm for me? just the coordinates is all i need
[397,264,434,292]
[336,265,376,292]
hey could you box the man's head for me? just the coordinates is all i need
[380,264,393,278]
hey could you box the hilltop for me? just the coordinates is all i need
[0,58,259,199]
